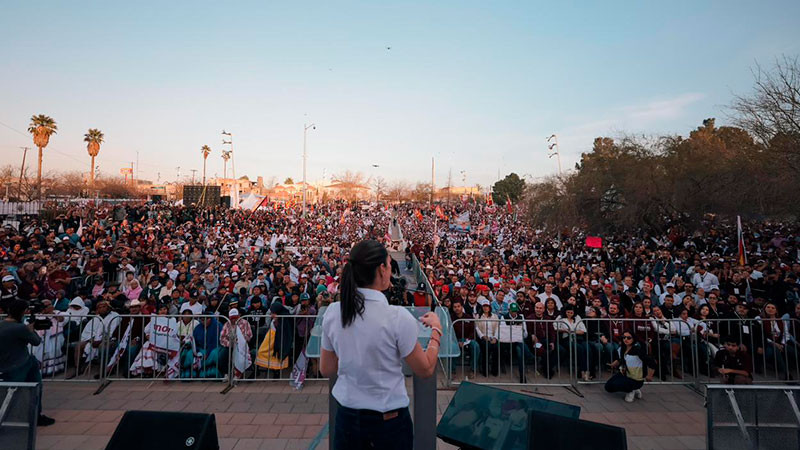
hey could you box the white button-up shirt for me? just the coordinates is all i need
[322,288,419,412]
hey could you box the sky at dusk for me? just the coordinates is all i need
[1,1,799,187]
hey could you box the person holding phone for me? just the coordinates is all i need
[321,240,441,450]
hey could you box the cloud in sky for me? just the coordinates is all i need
[552,92,706,166]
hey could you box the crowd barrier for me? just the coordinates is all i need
[447,316,800,392]
[26,312,323,388]
[23,311,800,393]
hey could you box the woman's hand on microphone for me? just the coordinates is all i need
[420,312,442,331]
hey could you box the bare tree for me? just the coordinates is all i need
[371,176,387,202]
[330,170,368,201]
[386,181,411,203]
[730,56,800,171]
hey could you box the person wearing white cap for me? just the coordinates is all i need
[1,274,18,306]
[659,283,676,305]
[219,307,253,379]
[474,296,499,376]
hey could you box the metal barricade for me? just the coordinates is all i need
[234,313,323,384]
[448,317,574,388]
[693,318,800,387]
[578,317,699,387]
[707,385,800,450]
[27,313,108,383]
[104,314,232,383]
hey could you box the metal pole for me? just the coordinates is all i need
[303,124,307,217]
[413,372,437,450]
[302,123,314,217]
[18,147,28,200]
[430,157,435,204]
[555,135,563,175]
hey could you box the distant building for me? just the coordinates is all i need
[436,186,482,201]
[322,181,371,202]
[269,182,318,203]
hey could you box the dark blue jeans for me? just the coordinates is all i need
[334,404,413,450]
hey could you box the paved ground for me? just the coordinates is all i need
[35,378,706,450]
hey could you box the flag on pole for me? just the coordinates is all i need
[506,194,513,213]
[251,196,269,213]
[106,321,132,374]
[586,236,603,248]
[737,215,747,266]
[487,193,493,206]
[414,209,424,221]
[435,205,446,220]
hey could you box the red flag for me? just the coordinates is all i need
[414,209,424,221]
[251,196,269,213]
[487,193,493,206]
[506,194,513,213]
[435,205,446,220]
[585,236,602,248]
[737,216,747,266]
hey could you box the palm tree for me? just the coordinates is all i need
[27,114,58,199]
[221,150,231,179]
[83,128,104,187]
[201,145,212,185]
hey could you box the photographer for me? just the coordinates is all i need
[0,299,56,426]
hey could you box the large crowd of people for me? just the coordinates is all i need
[1,199,799,409]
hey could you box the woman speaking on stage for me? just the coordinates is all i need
[321,239,442,450]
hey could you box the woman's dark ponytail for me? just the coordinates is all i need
[340,240,389,328]
[340,261,364,328]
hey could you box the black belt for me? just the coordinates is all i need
[340,405,405,421]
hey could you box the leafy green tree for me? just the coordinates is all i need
[491,173,525,205]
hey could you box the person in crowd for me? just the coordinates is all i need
[756,302,793,379]
[129,302,181,378]
[554,305,590,381]
[320,240,442,450]
[451,300,480,375]
[107,299,146,377]
[475,296,499,377]
[605,331,656,403]
[0,299,56,426]
[219,308,253,379]
[68,300,119,378]
[501,302,533,383]
[188,314,223,378]
[714,335,753,384]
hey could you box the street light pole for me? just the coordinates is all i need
[222,130,237,209]
[547,134,563,175]
[302,123,315,217]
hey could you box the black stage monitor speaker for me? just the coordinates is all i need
[528,410,627,450]
[105,411,219,450]
[437,381,581,450]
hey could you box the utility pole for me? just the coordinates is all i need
[130,162,135,185]
[136,150,140,181]
[302,123,315,217]
[18,147,29,200]
[176,166,181,181]
[190,169,197,185]
[446,168,452,204]
[222,130,237,209]
[547,134,563,175]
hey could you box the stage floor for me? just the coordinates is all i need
[38,379,705,450]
